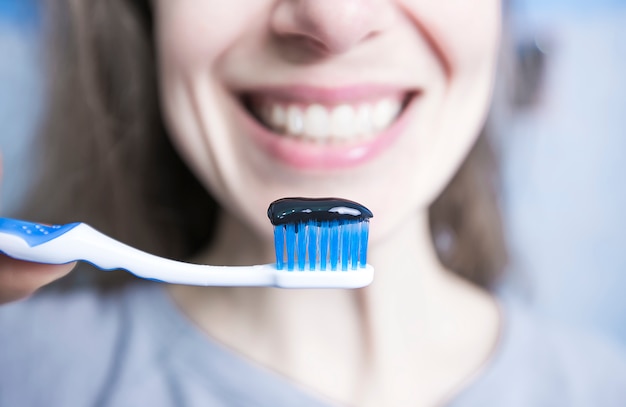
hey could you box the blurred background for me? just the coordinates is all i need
[496,0,626,346]
[0,0,41,216]
[1,0,625,346]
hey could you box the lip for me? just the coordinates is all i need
[240,84,410,105]
[235,86,418,170]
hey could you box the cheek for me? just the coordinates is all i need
[155,1,266,70]
[400,0,501,71]
[153,1,269,204]
[399,0,501,204]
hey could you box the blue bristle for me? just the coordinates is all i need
[297,222,307,271]
[286,223,296,271]
[319,221,329,271]
[359,221,369,267]
[274,226,285,270]
[341,221,350,271]
[308,222,318,270]
[329,220,339,270]
[350,222,359,270]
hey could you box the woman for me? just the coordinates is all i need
[1,0,625,405]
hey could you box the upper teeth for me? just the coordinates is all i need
[254,98,402,142]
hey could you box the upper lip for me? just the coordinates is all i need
[235,84,419,105]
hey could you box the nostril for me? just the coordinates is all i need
[270,0,390,56]
[288,35,335,55]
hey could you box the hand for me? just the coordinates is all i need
[0,157,76,304]
[0,256,76,304]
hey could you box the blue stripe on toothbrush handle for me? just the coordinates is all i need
[0,218,81,247]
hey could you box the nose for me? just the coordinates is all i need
[271,0,392,55]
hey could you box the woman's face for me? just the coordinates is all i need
[153,0,501,241]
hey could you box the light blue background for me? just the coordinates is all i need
[498,2,626,345]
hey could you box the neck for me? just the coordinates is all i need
[168,209,499,406]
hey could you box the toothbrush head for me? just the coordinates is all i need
[268,198,373,272]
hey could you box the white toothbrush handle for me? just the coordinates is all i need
[0,223,275,286]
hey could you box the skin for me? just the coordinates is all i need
[0,257,74,304]
[1,0,502,405]
[156,0,502,405]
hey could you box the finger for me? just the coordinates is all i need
[0,255,76,304]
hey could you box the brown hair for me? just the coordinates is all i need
[22,0,507,289]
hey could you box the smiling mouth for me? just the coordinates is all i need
[240,90,415,145]
[235,87,418,169]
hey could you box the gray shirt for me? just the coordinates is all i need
[1,283,625,406]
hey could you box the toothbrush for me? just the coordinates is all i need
[0,198,374,289]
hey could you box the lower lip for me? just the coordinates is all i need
[238,95,417,170]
